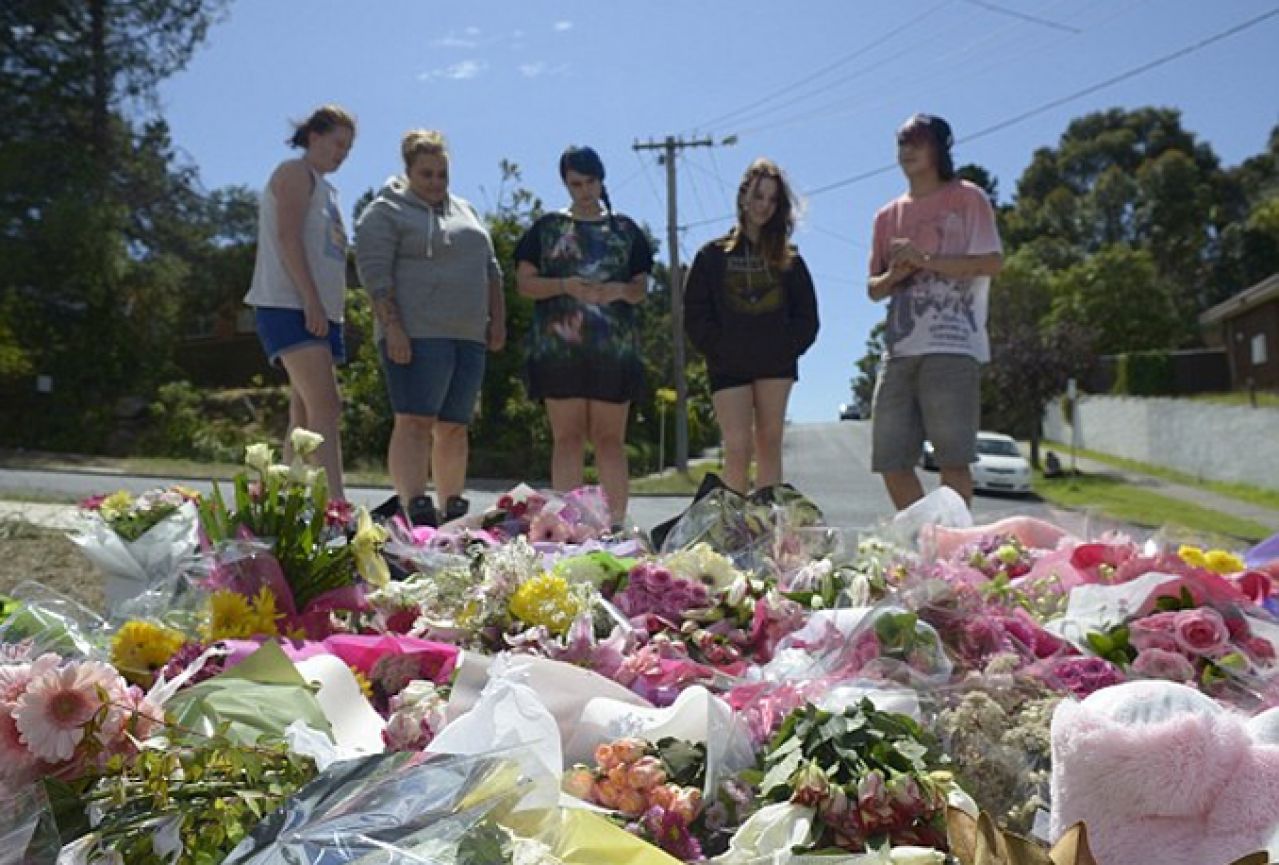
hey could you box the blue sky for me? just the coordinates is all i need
[157,1,1279,424]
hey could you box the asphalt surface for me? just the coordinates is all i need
[0,421,1080,534]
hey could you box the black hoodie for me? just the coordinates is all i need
[683,236,819,380]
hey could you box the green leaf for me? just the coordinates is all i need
[759,746,803,796]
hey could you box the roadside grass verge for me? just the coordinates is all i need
[1033,470,1271,543]
[1040,441,1279,512]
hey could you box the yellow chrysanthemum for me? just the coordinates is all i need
[201,590,256,641]
[1203,549,1245,575]
[248,586,283,636]
[1178,545,1208,569]
[110,620,187,687]
[350,667,373,700]
[509,573,581,635]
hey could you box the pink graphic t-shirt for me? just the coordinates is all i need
[869,179,1002,361]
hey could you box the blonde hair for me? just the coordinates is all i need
[401,129,448,172]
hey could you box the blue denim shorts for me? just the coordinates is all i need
[381,337,486,423]
[254,307,346,366]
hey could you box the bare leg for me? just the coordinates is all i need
[711,386,755,494]
[751,378,793,488]
[279,344,345,500]
[387,414,434,504]
[283,387,308,464]
[882,469,925,511]
[939,465,974,506]
[587,400,631,523]
[432,422,469,504]
[545,399,588,492]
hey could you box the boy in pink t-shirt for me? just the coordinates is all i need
[866,114,1003,511]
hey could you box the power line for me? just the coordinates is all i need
[775,6,1279,203]
[681,0,952,135]
[961,0,1081,33]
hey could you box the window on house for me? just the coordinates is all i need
[1252,333,1268,366]
[236,307,257,333]
[186,314,216,339]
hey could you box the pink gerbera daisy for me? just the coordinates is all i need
[0,654,60,703]
[14,660,121,763]
[0,701,39,784]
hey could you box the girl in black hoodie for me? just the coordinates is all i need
[684,158,819,494]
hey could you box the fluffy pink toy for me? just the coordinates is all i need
[1050,680,1279,865]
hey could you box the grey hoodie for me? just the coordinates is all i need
[354,176,500,344]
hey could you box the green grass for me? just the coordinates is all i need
[0,489,81,505]
[1040,440,1279,511]
[0,450,392,487]
[1186,390,1279,408]
[1033,471,1271,543]
[630,460,726,495]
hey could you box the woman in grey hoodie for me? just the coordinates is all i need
[355,130,506,526]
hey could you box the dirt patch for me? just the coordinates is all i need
[0,520,104,612]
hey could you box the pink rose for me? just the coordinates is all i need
[1131,648,1196,682]
[1173,608,1231,656]
[1244,636,1277,665]
[1128,611,1181,653]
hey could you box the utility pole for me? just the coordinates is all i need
[632,135,715,473]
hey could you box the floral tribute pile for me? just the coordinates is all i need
[1,432,1278,864]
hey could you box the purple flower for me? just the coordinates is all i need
[642,805,704,861]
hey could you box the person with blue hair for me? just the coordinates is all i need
[515,146,654,527]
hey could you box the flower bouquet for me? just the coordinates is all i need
[749,700,952,855]
[197,430,385,632]
[70,485,202,609]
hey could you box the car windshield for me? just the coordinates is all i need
[976,438,1020,457]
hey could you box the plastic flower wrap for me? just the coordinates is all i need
[70,486,202,609]
[932,681,1062,834]
[751,700,952,855]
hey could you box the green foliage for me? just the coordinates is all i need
[72,732,315,865]
[851,322,885,416]
[337,289,395,466]
[143,380,289,463]
[1111,350,1174,396]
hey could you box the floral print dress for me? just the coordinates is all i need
[514,212,653,403]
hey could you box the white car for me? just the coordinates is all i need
[921,432,1033,494]
[970,432,1033,494]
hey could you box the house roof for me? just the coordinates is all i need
[1199,272,1279,327]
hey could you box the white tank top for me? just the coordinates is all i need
[244,163,347,321]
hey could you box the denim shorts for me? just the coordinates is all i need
[254,307,346,366]
[871,354,980,472]
[381,337,486,423]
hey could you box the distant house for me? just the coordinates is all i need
[177,304,278,387]
[1199,273,1279,390]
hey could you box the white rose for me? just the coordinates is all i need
[244,443,273,472]
[289,427,324,458]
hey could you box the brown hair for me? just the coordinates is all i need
[288,104,356,149]
[724,157,797,271]
[896,113,955,181]
[401,129,449,173]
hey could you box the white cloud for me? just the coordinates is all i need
[432,33,477,48]
[464,26,481,36]
[418,59,488,82]
[519,62,547,78]
[553,20,573,32]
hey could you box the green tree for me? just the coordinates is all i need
[851,322,885,414]
[1048,245,1182,352]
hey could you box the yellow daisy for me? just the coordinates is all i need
[1203,549,1245,575]
[201,590,256,641]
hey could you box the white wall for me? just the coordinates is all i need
[1043,395,1279,490]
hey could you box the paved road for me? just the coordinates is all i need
[0,422,1085,534]
[785,421,1086,534]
